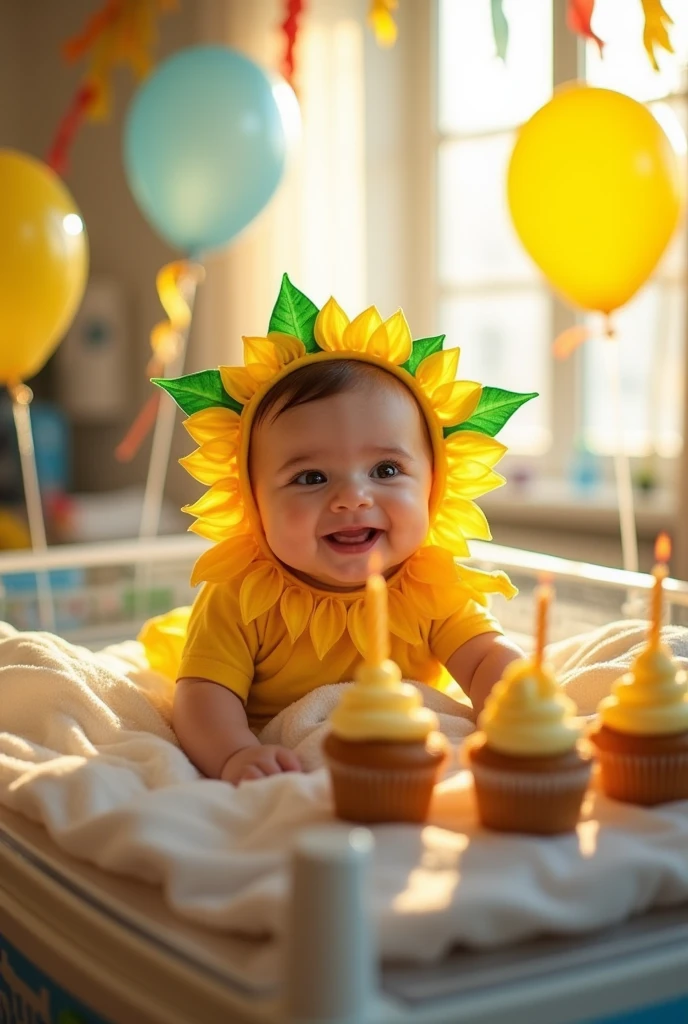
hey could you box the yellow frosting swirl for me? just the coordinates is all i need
[478,658,581,756]
[598,645,688,736]
[329,659,438,742]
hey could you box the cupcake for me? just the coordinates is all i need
[323,660,449,824]
[463,659,592,835]
[589,644,688,805]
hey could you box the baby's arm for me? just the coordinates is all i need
[445,633,523,716]
[173,678,301,784]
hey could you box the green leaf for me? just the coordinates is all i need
[444,387,538,438]
[152,370,243,417]
[268,273,320,352]
[401,335,445,376]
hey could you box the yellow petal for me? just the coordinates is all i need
[445,432,506,470]
[440,497,492,541]
[401,577,467,619]
[184,407,241,446]
[405,545,456,585]
[243,336,281,371]
[425,518,471,558]
[280,586,314,642]
[268,332,307,366]
[342,306,383,352]
[347,599,367,656]
[432,381,482,425]
[181,480,242,520]
[367,309,412,365]
[240,562,284,624]
[179,448,237,486]
[314,297,350,352]
[220,363,274,405]
[188,510,244,541]
[415,348,459,394]
[138,606,191,681]
[455,564,517,602]
[446,460,505,499]
[310,597,347,659]
[190,534,259,586]
[388,589,422,644]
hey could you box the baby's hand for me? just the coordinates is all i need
[220,744,302,784]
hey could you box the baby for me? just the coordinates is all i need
[143,288,526,784]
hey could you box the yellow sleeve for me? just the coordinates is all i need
[177,581,257,703]
[429,598,503,665]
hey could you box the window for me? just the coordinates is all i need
[434,0,688,482]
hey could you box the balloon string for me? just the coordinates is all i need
[8,381,56,632]
[602,318,639,573]
[138,261,204,539]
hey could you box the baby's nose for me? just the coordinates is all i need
[330,480,373,511]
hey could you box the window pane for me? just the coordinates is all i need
[437,0,553,135]
[653,99,688,280]
[438,135,539,286]
[439,291,551,454]
[586,0,688,101]
[583,284,685,457]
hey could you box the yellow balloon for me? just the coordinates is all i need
[507,84,685,315]
[0,150,88,384]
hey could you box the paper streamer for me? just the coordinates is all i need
[368,0,399,47]
[279,0,306,89]
[116,260,205,464]
[490,0,509,61]
[641,0,675,71]
[567,0,604,54]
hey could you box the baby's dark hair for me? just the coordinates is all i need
[252,359,408,429]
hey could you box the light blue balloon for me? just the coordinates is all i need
[123,46,289,257]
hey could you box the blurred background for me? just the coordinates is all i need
[0,0,686,574]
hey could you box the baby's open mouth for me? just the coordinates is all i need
[323,527,382,554]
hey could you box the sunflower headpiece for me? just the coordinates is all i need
[154,275,536,647]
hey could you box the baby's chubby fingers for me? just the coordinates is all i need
[275,747,301,772]
[221,743,302,784]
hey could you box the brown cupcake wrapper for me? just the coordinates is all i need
[469,760,592,795]
[595,748,688,806]
[325,757,441,824]
[468,761,592,835]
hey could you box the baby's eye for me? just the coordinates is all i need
[294,470,327,486]
[371,461,401,479]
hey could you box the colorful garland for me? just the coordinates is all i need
[48,0,177,174]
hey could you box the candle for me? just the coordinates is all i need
[649,532,671,651]
[365,553,389,666]
[533,581,552,670]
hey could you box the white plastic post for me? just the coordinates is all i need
[9,383,55,632]
[285,826,376,1024]
[602,333,639,574]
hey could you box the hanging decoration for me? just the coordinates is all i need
[120,44,295,537]
[368,0,399,47]
[641,0,675,72]
[279,0,306,90]
[567,0,604,55]
[47,0,177,175]
[490,0,509,61]
[488,0,678,72]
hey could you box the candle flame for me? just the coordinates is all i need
[655,532,671,564]
[368,550,383,577]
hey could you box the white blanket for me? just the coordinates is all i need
[1,620,688,970]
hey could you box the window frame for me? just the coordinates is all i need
[421,0,688,497]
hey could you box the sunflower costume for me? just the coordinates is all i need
[139,276,536,731]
